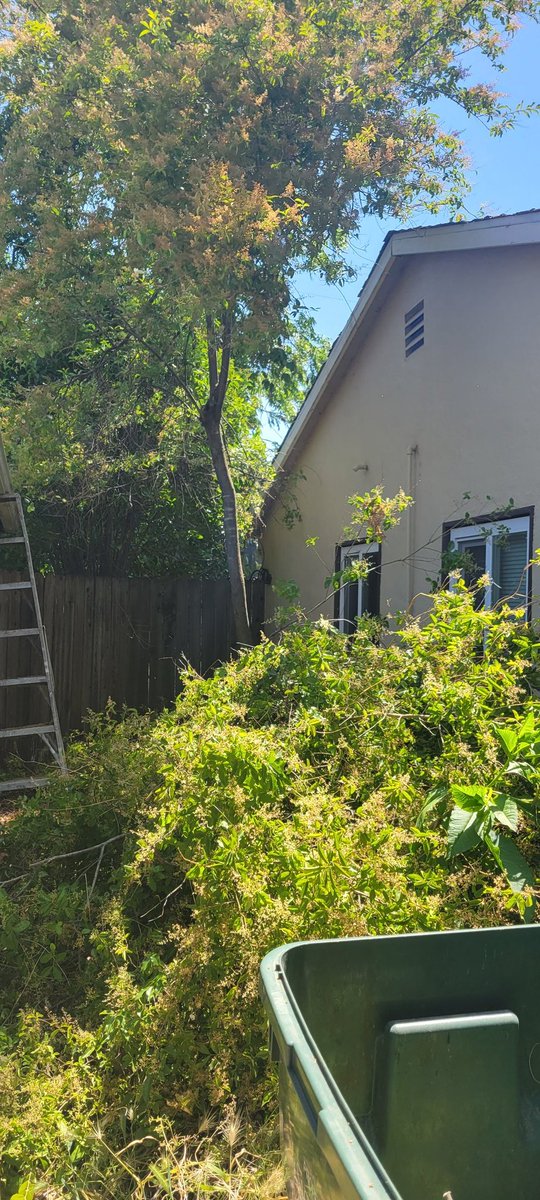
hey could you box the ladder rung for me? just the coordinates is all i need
[0,675,47,687]
[0,537,24,545]
[0,776,51,793]
[0,581,32,591]
[0,723,55,739]
[0,627,40,639]
[0,494,19,502]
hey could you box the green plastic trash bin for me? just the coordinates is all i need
[260,926,540,1200]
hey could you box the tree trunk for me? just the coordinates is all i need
[201,405,253,647]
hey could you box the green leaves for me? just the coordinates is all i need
[495,725,519,757]
[494,712,540,782]
[9,1184,36,1200]
[487,832,535,894]
[450,785,519,825]
[345,487,413,545]
[449,784,488,813]
[446,783,535,905]
[447,806,480,856]
[1,582,540,1193]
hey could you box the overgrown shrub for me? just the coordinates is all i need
[0,586,539,1197]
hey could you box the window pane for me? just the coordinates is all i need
[455,537,486,582]
[456,537,486,609]
[492,531,528,609]
[342,553,359,631]
[341,548,381,628]
[344,578,359,631]
[361,558,381,617]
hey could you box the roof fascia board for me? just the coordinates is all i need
[274,238,395,470]
[392,215,540,257]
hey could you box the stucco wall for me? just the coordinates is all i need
[263,243,540,621]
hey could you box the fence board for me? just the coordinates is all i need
[0,572,264,748]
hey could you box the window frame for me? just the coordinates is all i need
[334,540,382,632]
[442,507,534,616]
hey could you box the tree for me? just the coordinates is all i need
[0,0,536,639]
[0,312,323,575]
[0,369,262,576]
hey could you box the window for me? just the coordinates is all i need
[405,299,424,357]
[446,512,532,612]
[335,543,381,632]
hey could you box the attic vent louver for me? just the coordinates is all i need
[405,299,424,357]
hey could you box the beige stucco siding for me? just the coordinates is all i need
[263,244,540,620]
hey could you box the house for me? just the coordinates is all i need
[262,209,540,628]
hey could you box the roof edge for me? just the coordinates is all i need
[272,208,540,479]
[274,237,395,471]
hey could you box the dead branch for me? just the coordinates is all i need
[1,833,125,887]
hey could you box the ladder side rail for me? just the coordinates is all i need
[14,495,67,774]
[38,729,64,766]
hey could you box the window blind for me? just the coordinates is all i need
[493,531,528,608]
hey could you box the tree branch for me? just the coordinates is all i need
[69,292,200,413]
[114,312,199,412]
[206,313,219,403]
[1,833,124,887]
[216,308,233,412]
[396,0,481,76]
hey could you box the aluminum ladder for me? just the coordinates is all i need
[0,493,66,793]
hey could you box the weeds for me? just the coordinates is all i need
[0,587,539,1196]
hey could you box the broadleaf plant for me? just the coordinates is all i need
[447,783,535,915]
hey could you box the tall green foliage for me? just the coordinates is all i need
[0,315,325,576]
[0,0,536,625]
[0,588,538,1197]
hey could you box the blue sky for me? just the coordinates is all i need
[292,16,540,347]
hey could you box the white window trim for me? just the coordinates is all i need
[448,514,531,610]
[338,542,380,630]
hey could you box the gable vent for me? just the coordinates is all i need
[405,299,424,357]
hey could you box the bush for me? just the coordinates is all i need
[0,586,539,1197]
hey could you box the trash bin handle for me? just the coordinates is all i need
[287,1038,398,1200]
[289,1050,319,1133]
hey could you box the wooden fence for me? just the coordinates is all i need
[0,574,265,744]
